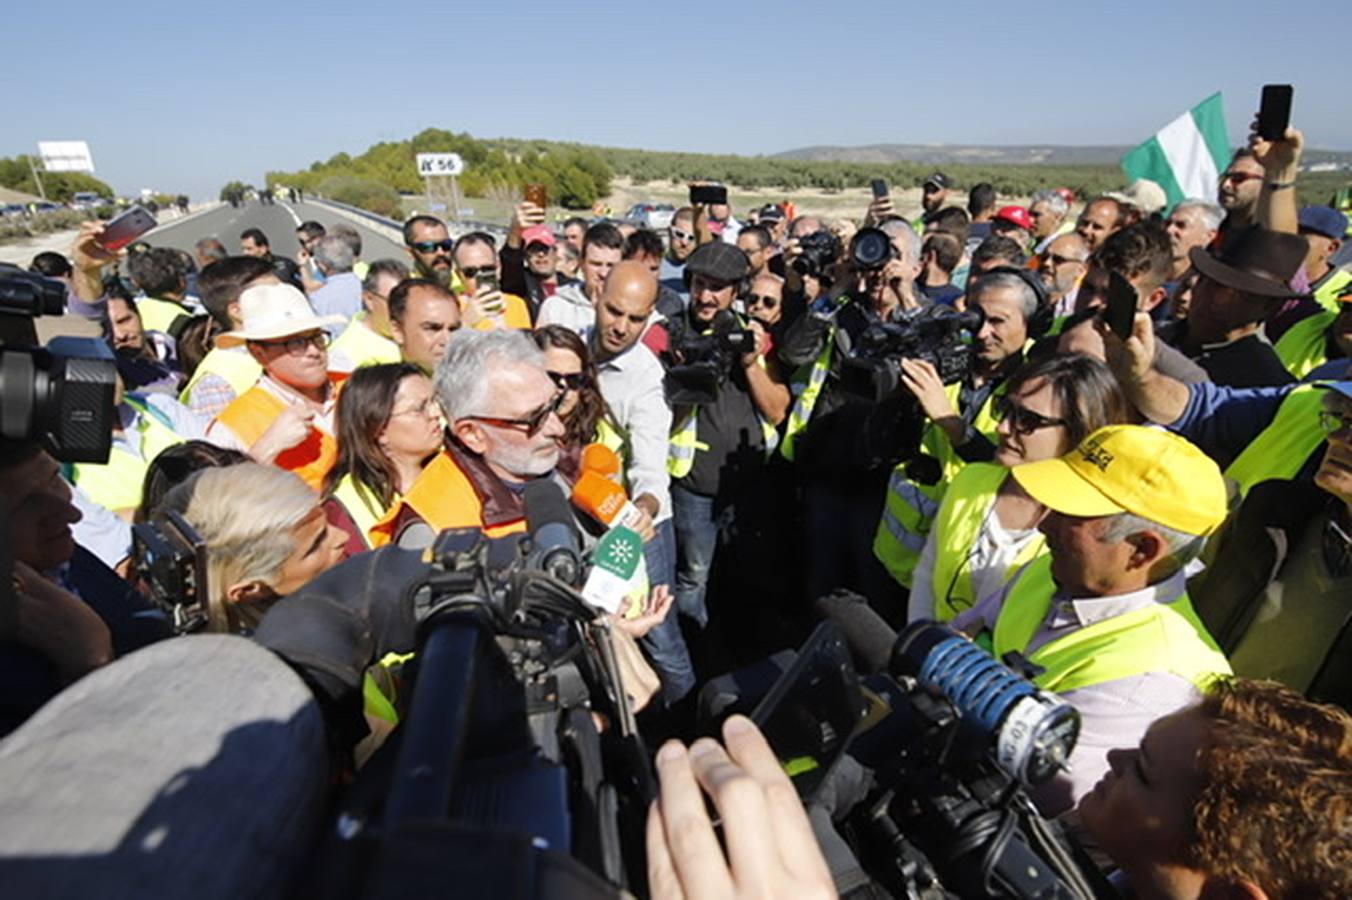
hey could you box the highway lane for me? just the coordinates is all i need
[142,200,409,266]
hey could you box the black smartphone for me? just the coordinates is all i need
[476,270,499,293]
[870,179,889,200]
[95,205,158,251]
[1257,84,1294,141]
[1102,270,1138,341]
[689,184,727,206]
[751,622,867,801]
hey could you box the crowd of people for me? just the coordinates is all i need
[3,115,1351,899]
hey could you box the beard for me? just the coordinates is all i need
[486,439,559,480]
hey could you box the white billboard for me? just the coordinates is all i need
[416,152,465,177]
[38,141,95,173]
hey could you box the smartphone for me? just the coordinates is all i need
[524,183,547,210]
[1102,270,1138,341]
[476,270,499,293]
[1257,84,1293,141]
[870,179,890,200]
[689,184,728,206]
[95,205,158,251]
[751,622,867,801]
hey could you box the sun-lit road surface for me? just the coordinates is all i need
[144,200,407,264]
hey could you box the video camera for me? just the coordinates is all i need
[792,229,844,282]
[662,309,757,405]
[132,510,210,634]
[839,304,985,404]
[701,599,1101,899]
[1,263,117,464]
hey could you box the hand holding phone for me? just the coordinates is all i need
[689,183,727,206]
[524,183,547,210]
[1257,84,1293,142]
[94,205,158,252]
[1101,270,1138,341]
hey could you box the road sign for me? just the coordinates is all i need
[416,153,465,177]
[38,141,95,173]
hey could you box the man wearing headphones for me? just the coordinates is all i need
[873,265,1055,595]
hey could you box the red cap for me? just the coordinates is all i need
[521,225,556,247]
[994,205,1033,231]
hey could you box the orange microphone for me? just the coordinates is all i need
[571,470,645,531]
[580,442,622,480]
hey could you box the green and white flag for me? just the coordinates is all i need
[1121,93,1231,209]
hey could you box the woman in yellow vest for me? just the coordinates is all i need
[323,364,444,551]
[909,353,1129,623]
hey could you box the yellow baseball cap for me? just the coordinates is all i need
[1011,425,1227,536]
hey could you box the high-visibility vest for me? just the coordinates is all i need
[213,385,338,491]
[873,383,1002,587]
[1223,383,1327,497]
[1273,310,1336,379]
[989,556,1231,694]
[368,450,527,548]
[69,395,184,513]
[779,333,834,462]
[137,296,194,336]
[463,292,533,330]
[180,346,263,407]
[667,405,779,479]
[1312,267,1352,315]
[329,473,395,550]
[926,463,1047,622]
[329,314,401,372]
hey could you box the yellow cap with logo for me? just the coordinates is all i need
[1011,425,1227,536]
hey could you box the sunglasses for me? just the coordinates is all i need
[1220,172,1263,185]
[670,227,695,242]
[746,293,779,309]
[459,265,497,280]
[253,331,330,355]
[462,389,564,437]
[994,396,1067,435]
[408,239,455,254]
[547,370,588,391]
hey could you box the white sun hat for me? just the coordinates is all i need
[215,283,346,348]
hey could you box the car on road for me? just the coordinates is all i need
[71,192,109,210]
[622,202,676,231]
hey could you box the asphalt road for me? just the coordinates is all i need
[142,200,408,265]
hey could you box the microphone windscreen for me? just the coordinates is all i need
[571,471,629,525]
[814,590,898,675]
[580,442,622,479]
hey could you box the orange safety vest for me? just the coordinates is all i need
[367,450,527,547]
[214,385,337,491]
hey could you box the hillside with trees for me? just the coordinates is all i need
[0,156,114,202]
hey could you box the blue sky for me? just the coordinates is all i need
[4,0,1348,200]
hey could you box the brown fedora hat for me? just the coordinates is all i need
[1188,226,1310,299]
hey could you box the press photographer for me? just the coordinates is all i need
[658,241,789,635]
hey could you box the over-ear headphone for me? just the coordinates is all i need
[980,265,1055,341]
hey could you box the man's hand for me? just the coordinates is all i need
[1249,117,1304,177]
[866,195,896,225]
[613,584,675,640]
[12,561,114,683]
[740,320,772,367]
[646,715,836,900]
[508,201,546,247]
[71,222,119,272]
[251,401,315,462]
[900,357,956,421]
[462,284,506,327]
[1096,311,1156,386]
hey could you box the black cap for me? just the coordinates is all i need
[924,172,950,190]
[685,242,750,282]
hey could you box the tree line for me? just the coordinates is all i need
[0,156,115,203]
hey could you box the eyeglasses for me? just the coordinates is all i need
[1044,254,1085,267]
[1319,410,1352,435]
[670,227,695,242]
[746,293,780,309]
[254,331,330,355]
[458,265,496,280]
[547,370,588,391]
[408,239,455,254]
[1220,172,1263,185]
[994,396,1067,435]
[389,397,441,419]
[462,389,564,437]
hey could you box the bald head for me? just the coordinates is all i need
[594,260,657,359]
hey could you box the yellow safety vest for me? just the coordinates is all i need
[873,383,1002,587]
[926,463,1047,622]
[989,557,1231,694]
[1223,384,1327,497]
[1273,311,1336,379]
[69,395,184,513]
[330,473,395,550]
[329,314,401,371]
[180,346,263,407]
[779,333,834,462]
[668,406,779,478]
[137,296,194,336]
[1312,267,1352,315]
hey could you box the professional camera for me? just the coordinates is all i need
[132,510,210,634]
[792,229,843,280]
[1,263,117,463]
[662,309,756,405]
[839,304,985,404]
[850,226,897,271]
[702,606,1102,899]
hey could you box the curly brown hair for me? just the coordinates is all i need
[531,325,622,450]
[1184,679,1352,898]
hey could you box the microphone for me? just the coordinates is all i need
[523,479,583,586]
[813,590,898,675]
[580,442,622,480]
[571,471,647,533]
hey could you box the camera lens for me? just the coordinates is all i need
[851,228,894,271]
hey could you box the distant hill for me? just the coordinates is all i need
[776,143,1352,169]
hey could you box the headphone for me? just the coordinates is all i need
[979,265,1055,341]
